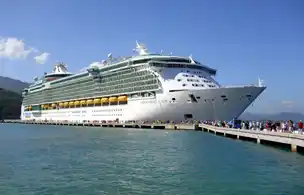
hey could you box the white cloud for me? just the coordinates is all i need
[34,52,50,64]
[0,36,50,64]
[0,37,33,59]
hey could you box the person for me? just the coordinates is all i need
[228,120,233,128]
[298,120,303,133]
[280,121,285,132]
[256,121,260,131]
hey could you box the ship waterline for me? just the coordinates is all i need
[21,41,266,122]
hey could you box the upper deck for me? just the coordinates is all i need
[25,41,217,93]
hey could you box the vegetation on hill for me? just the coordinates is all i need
[0,88,22,120]
[0,76,29,120]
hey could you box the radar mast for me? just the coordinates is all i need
[134,41,149,55]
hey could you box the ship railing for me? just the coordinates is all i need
[221,84,260,88]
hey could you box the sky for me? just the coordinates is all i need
[0,0,303,114]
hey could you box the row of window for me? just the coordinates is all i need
[181,70,203,74]
[92,114,123,117]
[187,79,200,82]
[177,78,213,84]
[24,77,95,103]
[182,74,194,77]
[23,68,160,105]
[150,62,216,75]
[179,83,216,88]
[192,84,204,87]
[92,108,123,112]
[24,102,128,111]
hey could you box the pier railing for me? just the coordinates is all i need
[199,124,304,152]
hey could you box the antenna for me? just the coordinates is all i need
[134,41,149,55]
[108,53,112,60]
[189,54,195,64]
[258,77,264,87]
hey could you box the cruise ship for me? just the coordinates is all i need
[21,41,266,122]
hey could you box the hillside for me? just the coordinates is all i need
[0,76,29,120]
[0,88,22,120]
[0,76,30,94]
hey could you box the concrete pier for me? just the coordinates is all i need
[1,120,198,131]
[1,120,304,153]
[199,124,304,153]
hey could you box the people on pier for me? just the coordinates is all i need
[298,120,303,133]
[202,119,304,134]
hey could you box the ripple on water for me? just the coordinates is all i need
[0,124,303,195]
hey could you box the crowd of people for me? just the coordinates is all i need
[203,119,304,134]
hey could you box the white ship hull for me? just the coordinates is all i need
[21,86,265,122]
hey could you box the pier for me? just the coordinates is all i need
[200,124,304,153]
[1,120,200,131]
[1,120,304,153]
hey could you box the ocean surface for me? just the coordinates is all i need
[0,124,303,195]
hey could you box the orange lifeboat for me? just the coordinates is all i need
[109,97,118,103]
[101,97,109,103]
[64,102,69,107]
[87,99,93,105]
[94,98,101,104]
[118,95,128,102]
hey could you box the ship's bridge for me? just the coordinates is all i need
[128,41,219,92]
[148,57,220,92]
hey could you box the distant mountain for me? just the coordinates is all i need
[240,112,304,121]
[0,76,30,94]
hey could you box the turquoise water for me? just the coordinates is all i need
[0,124,303,195]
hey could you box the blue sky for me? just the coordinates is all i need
[0,0,303,114]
